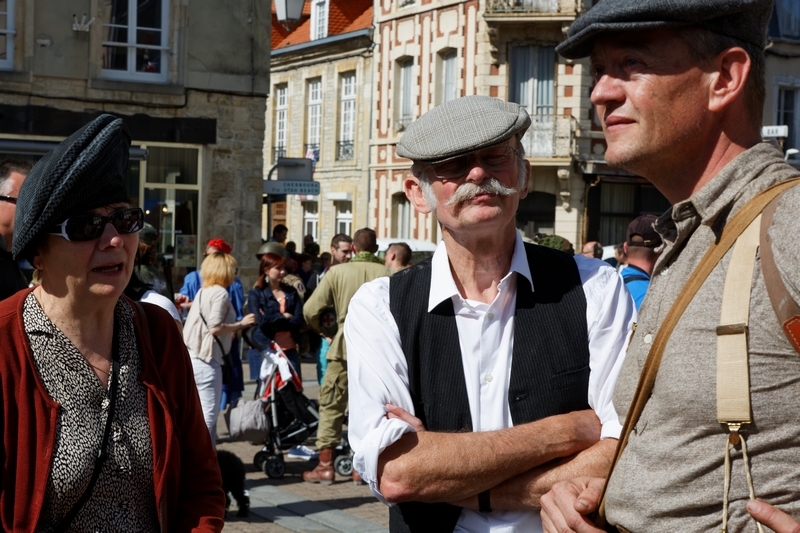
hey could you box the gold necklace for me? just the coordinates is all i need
[88,362,111,375]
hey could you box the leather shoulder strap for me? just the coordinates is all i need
[760,187,800,354]
[596,178,800,527]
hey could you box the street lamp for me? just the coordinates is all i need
[275,0,305,30]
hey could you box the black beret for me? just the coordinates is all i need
[13,114,132,260]
[557,0,774,59]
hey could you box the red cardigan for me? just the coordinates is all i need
[0,289,225,532]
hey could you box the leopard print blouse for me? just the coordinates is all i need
[24,293,160,532]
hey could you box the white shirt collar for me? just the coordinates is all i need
[428,231,533,312]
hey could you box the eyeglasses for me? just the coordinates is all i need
[49,207,145,241]
[0,195,17,204]
[424,144,521,180]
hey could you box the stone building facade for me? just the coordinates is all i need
[368,0,800,249]
[370,0,600,246]
[264,0,374,250]
[767,2,800,159]
[0,0,270,289]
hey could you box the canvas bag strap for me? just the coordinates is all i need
[717,214,763,533]
[760,189,800,354]
[595,178,800,528]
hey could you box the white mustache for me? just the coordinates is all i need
[445,178,519,206]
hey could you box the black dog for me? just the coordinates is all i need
[217,449,249,518]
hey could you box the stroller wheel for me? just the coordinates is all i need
[264,456,286,479]
[334,454,353,477]
[254,451,268,471]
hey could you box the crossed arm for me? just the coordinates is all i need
[377,405,608,506]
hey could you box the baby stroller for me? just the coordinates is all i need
[245,335,320,479]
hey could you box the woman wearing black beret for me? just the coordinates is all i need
[0,115,225,532]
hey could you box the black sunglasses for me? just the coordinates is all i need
[49,207,145,242]
[0,195,17,204]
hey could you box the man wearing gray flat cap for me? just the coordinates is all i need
[344,95,635,532]
[541,1,800,532]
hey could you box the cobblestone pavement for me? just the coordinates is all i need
[217,360,389,533]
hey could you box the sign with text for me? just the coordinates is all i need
[762,125,789,138]
[263,180,320,195]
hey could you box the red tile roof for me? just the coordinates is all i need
[272,0,372,51]
[342,5,373,34]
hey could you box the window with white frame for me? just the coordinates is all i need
[778,87,798,150]
[306,78,322,161]
[102,0,168,82]
[273,84,288,162]
[303,202,319,241]
[392,193,411,239]
[311,0,328,40]
[338,72,356,160]
[439,50,458,105]
[509,45,555,156]
[0,0,15,70]
[397,58,414,132]
[334,201,352,235]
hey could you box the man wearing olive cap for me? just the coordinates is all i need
[540,1,800,532]
[344,95,635,532]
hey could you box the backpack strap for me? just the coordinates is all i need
[716,213,764,533]
[622,275,650,284]
[760,189,800,354]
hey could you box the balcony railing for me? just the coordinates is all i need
[519,115,577,158]
[272,146,286,163]
[337,141,354,161]
[485,0,575,15]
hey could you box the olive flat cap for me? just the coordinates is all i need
[557,0,774,59]
[396,95,531,164]
[13,114,132,260]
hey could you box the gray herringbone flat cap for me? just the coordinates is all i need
[557,0,774,59]
[396,96,531,163]
[13,114,131,260]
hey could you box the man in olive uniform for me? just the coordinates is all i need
[302,228,390,484]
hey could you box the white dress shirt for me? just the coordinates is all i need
[345,233,636,533]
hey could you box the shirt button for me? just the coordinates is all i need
[102,398,110,409]
[487,312,494,321]
[644,334,653,344]
[485,373,493,382]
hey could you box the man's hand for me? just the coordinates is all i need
[540,477,606,533]
[386,403,426,432]
[747,500,800,533]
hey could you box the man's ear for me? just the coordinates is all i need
[708,47,750,114]
[405,175,433,215]
[623,242,629,255]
